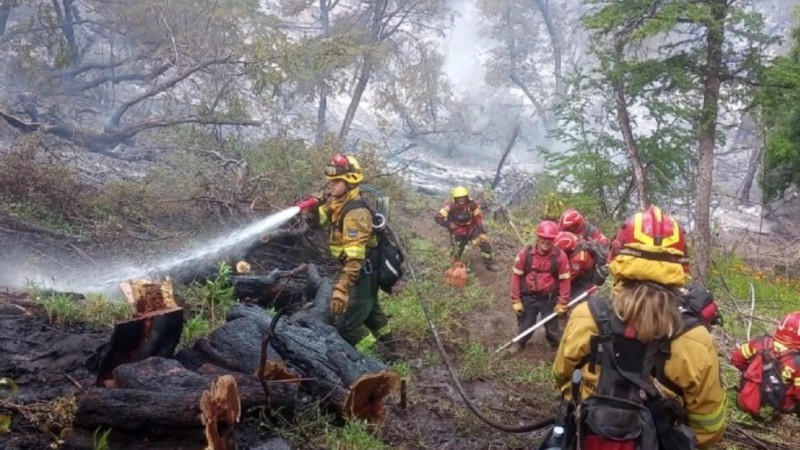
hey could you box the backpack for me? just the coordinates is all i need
[337,199,405,294]
[520,245,560,296]
[573,296,693,450]
[575,240,609,286]
[737,337,799,416]
[679,286,722,328]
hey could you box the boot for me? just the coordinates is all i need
[375,333,401,361]
[484,260,499,272]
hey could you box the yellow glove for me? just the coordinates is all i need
[235,260,251,274]
[330,288,348,315]
[554,302,569,316]
[511,299,524,316]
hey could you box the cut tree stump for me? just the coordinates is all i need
[95,278,184,386]
[200,375,240,450]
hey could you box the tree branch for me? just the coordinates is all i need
[106,57,233,130]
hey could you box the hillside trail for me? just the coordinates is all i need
[400,209,557,364]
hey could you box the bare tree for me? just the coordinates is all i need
[611,38,649,210]
[0,0,270,155]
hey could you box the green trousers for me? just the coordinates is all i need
[335,258,391,346]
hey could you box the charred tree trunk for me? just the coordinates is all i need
[75,358,298,432]
[96,279,183,386]
[694,0,727,284]
[491,122,521,190]
[739,145,762,205]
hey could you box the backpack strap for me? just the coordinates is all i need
[521,245,532,295]
[336,198,369,232]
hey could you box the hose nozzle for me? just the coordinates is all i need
[296,196,321,212]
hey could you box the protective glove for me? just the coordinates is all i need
[511,299,524,316]
[330,288,348,315]
[554,302,569,316]
[235,260,251,274]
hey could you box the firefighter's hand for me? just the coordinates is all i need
[511,299,524,316]
[554,302,569,316]
[235,260,251,274]
[330,289,348,315]
[308,191,327,203]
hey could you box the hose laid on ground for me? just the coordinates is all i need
[386,224,555,433]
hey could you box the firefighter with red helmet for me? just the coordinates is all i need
[508,220,571,353]
[435,186,498,271]
[558,208,609,247]
[553,231,597,297]
[305,154,396,356]
[553,206,726,449]
[731,311,800,416]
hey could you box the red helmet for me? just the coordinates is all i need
[559,208,585,233]
[608,206,690,287]
[615,206,687,256]
[554,231,579,253]
[776,312,800,348]
[536,220,559,239]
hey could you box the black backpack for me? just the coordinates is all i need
[574,296,693,450]
[574,240,609,286]
[337,199,405,294]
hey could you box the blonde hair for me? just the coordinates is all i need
[612,282,682,342]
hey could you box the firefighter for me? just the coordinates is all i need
[558,208,609,247]
[508,220,571,354]
[435,186,498,271]
[304,154,396,356]
[730,311,800,415]
[553,206,726,449]
[553,231,596,298]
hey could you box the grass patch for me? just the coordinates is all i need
[32,291,132,327]
[179,262,237,345]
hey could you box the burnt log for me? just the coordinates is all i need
[75,357,298,432]
[233,271,307,309]
[95,307,183,386]
[174,316,301,387]
[226,304,398,421]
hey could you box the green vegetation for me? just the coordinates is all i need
[179,262,237,345]
[32,291,132,327]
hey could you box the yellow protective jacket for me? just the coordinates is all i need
[553,301,727,449]
[310,188,378,295]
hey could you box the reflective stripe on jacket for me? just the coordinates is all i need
[553,302,726,449]
[314,188,378,293]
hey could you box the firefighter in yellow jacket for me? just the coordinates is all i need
[552,206,726,450]
[305,154,395,355]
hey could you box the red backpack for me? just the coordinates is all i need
[737,337,799,415]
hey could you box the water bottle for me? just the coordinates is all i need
[543,425,565,450]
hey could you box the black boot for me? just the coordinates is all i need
[375,332,400,361]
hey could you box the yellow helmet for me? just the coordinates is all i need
[325,154,364,184]
[452,186,469,199]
